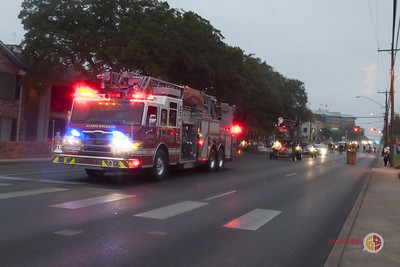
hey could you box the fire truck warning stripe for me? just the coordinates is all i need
[134,201,209,220]
[223,209,282,231]
[0,188,68,200]
[49,193,134,209]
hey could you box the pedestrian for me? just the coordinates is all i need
[383,146,390,166]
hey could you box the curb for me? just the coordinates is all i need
[324,167,373,267]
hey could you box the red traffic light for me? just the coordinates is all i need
[354,127,359,132]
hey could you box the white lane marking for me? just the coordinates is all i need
[0,183,11,186]
[0,188,68,200]
[0,175,85,185]
[1,169,83,176]
[135,201,209,220]
[286,173,297,177]
[204,190,237,201]
[49,193,134,209]
[316,165,322,168]
[147,231,168,236]
[223,209,281,231]
[53,229,83,236]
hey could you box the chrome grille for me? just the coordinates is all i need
[81,130,113,154]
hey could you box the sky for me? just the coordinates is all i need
[1,0,398,140]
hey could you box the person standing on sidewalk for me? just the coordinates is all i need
[383,146,390,166]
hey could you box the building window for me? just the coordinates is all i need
[303,127,308,133]
[0,73,16,99]
[0,118,12,141]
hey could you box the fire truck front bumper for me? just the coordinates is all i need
[52,154,141,169]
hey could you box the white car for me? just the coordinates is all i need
[315,144,328,156]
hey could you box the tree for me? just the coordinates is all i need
[19,0,311,135]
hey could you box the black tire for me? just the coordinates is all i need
[207,149,217,172]
[296,153,302,161]
[217,149,225,170]
[310,154,313,158]
[85,169,105,178]
[152,149,168,180]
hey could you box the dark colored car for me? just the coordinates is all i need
[300,143,317,158]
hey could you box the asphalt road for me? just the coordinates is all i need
[0,151,377,267]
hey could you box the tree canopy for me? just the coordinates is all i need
[19,0,311,134]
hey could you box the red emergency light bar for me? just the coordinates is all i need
[130,93,155,102]
[75,86,99,98]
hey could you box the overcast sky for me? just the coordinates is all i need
[1,0,398,140]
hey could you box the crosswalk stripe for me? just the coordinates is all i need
[223,209,281,231]
[49,193,134,209]
[0,188,68,200]
[135,201,209,220]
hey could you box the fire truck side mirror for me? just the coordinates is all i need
[149,114,157,127]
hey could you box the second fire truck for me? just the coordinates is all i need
[52,71,239,180]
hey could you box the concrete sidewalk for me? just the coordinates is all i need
[325,158,400,266]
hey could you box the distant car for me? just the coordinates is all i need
[300,143,317,158]
[315,144,328,156]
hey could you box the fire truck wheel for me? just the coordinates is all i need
[207,149,217,172]
[85,169,105,178]
[216,149,225,170]
[152,149,168,180]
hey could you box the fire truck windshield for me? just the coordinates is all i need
[70,100,144,125]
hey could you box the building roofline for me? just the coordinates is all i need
[0,40,27,71]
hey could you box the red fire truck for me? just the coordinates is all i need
[52,71,239,180]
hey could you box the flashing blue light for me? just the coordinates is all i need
[70,128,81,137]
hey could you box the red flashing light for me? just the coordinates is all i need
[231,125,243,135]
[132,159,141,167]
[354,127,359,132]
[130,93,154,101]
[198,139,205,146]
[75,86,99,98]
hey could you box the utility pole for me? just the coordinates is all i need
[378,0,397,166]
[378,90,389,148]
[389,0,397,166]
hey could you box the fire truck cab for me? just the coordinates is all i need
[52,71,238,180]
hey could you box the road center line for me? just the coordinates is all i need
[204,190,237,201]
[286,173,297,177]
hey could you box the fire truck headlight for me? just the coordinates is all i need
[62,128,83,152]
[111,131,135,154]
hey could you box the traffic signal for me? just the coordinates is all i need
[354,127,359,132]
[370,128,376,131]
